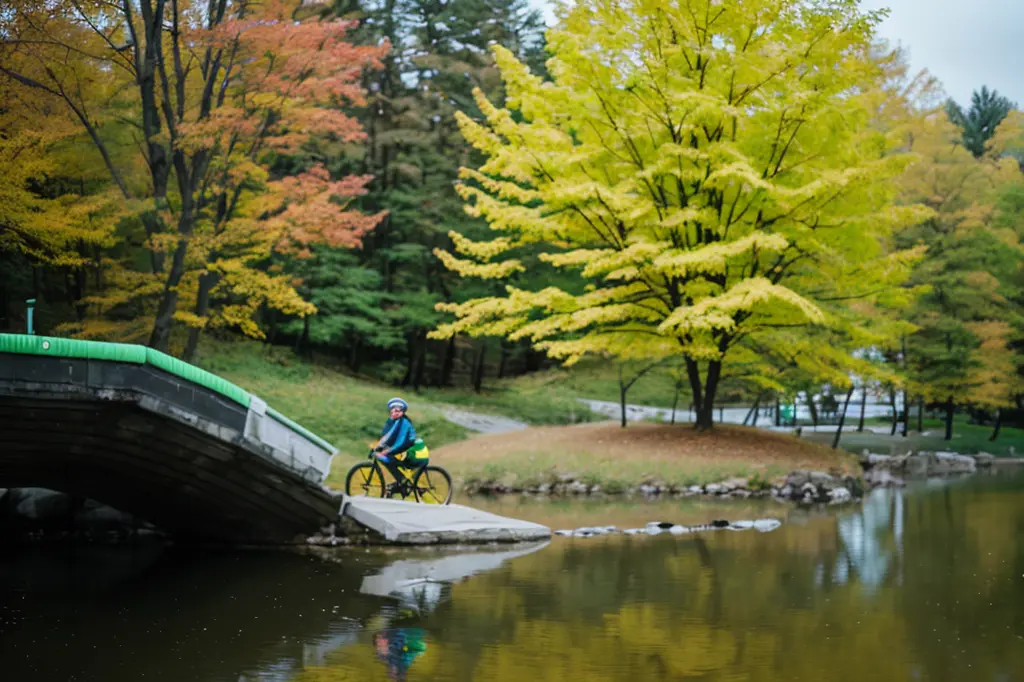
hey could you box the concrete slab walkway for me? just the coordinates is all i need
[342,496,551,545]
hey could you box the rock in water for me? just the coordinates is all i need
[827,487,853,506]
[13,488,72,521]
[753,519,782,533]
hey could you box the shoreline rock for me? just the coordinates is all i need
[0,487,160,545]
[859,451,979,477]
[464,451,1008,506]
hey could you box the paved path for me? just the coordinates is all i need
[443,407,529,434]
[443,398,901,436]
[343,496,551,544]
[578,398,898,429]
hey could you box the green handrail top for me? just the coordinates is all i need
[0,333,250,405]
[0,333,336,453]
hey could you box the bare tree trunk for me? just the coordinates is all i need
[438,335,456,386]
[832,387,856,450]
[292,317,309,355]
[182,271,217,362]
[889,387,898,436]
[685,359,721,430]
[349,338,363,373]
[807,394,819,428]
[472,342,486,393]
[901,390,909,437]
[401,335,416,386]
[497,340,509,379]
[618,366,629,429]
[412,337,427,390]
[917,395,924,433]
[944,397,954,441]
[989,409,1002,441]
[670,382,681,425]
[743,393,763,426]
[685,358,721,430]
[149,214,191,352]
[857,384,867,432]
[616,360,670,428]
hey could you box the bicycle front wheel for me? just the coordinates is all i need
[413,465,453,505]
[345,462,385,498]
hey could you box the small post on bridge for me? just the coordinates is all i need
[26,298,36,335]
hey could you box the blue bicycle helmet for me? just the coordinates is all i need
[387,397,409,412]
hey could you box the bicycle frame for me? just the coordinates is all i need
[367,450,426,499]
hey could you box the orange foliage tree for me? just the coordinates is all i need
[0,0,386,357]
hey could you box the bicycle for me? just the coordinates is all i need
[344,449,453,505]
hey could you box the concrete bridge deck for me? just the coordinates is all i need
[342,497,551,544]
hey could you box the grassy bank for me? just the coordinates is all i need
[193,339,602,485]
[433,422,859,491]
[197,340,469,486]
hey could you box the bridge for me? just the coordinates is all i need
[0,333,550,546]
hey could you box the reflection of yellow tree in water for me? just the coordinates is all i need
[293,480,1024,681]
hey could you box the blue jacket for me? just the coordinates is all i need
[380,416,416,456]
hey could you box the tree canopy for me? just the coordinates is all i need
[433,0,929,426]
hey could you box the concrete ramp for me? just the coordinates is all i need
[343,497,551,544]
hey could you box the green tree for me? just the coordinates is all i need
[289,0,546,384]
[897,112,1023,439]
[434,0,926,428]
[946,86,1017,158]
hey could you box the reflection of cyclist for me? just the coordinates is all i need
[374,628,427,681]
[374,398,427,494]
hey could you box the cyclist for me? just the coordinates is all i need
[374,397,423,493]
[374,627,427,681]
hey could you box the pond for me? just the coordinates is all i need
[2,471,1023,682]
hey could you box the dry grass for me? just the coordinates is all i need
[433,422,859,490]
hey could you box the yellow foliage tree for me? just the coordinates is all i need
[0,93,121,269]
[896,109,1023,437]
[1,0,386,357]
[433,0,927,427]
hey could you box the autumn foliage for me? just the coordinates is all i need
[1,0,386,357]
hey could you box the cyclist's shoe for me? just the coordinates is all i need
[384,483,401,498]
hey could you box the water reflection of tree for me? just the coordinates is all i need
[834,487,906,591]
[291,476,1024,682]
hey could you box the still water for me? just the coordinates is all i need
[2,472,1023,682]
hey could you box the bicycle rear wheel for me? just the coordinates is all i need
[412,465,453,505]
[345,462,385,498]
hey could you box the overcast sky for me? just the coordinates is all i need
[528,0,1024,108]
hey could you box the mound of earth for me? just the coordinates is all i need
[433,422,857,476]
